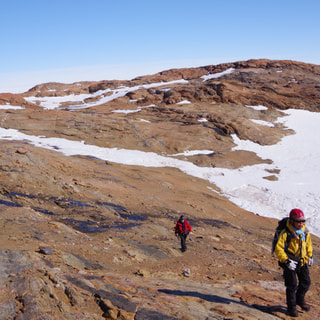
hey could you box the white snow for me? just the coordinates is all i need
[220,109,320,235]
[201,68,235,81]
[24,93,91,110]
[169,150,214,157]
[24,79,188,110]
[112,104,156,114]
[139,119,151,123]
[246,105,268,111]
[177,100,191,104]
[112,109,141,114]
[250,119,274,127]
[0,104,24,110]
[1,98,320,236]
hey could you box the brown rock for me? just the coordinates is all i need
[0,59,320,319]
[16,148,28,155]
[0,93,38,108]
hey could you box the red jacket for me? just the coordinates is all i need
[175,219,192,234]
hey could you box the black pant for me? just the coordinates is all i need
[284,264,311,309]
[179,232,189,251]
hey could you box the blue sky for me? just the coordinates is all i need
[1,0,319,92]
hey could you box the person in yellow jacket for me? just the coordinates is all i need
[274,208,313,317]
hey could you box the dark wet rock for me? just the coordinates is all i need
[39,246,54,255]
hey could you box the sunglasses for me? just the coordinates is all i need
[294,219,305,223]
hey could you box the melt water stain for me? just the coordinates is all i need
[0,192,35,208]
[98,202,128,214]
[199,218,238,229]
[2,191,146,232]
[63,217,143,233]
[111,221,142,230]
[10,192,36,199]
[64,218,109,233]
[98,201,147,222]
[33,208,56,216]
[118,212,146,221]
[11,192,92,208]
[3,192,92,211]
[0,191,94,218]
[0,199,22,207]
[52,197,91,208]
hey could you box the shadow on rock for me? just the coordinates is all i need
[160,288,294,318]
[252,303,290,317]
[159,288,279,314]
[159,288,239,305]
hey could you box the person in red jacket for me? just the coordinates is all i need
[175,215,192,252]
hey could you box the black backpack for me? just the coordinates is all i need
[271,217,291,255]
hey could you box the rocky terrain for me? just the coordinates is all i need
[1,59,320,319]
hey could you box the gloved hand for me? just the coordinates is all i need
[286,259,298,271]
[308,256,313,267]
[175,232,178,237]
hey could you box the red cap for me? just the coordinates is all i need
[289,208,304,220]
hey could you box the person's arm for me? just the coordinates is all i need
[306,233,313,258]
[186,220,192,233]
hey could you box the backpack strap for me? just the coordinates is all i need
[283,228,292,253]
[278,229,294,268]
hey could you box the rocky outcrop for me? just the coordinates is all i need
[20,59,320,112]
[1,59,320,319]
[0,93,38,108]
[24,81,94,97]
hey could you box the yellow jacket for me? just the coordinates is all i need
[274,219,313,266]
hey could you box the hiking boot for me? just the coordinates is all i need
[297,303,310,311]
[287,308,298,317]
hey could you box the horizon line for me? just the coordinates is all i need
[1,57,319,94]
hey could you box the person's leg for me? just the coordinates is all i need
[180,234,187,251]
[284,268,298,315]
[184,234,188,250]
[296,264,311,310]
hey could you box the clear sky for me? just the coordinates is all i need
[1,0,319,93]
